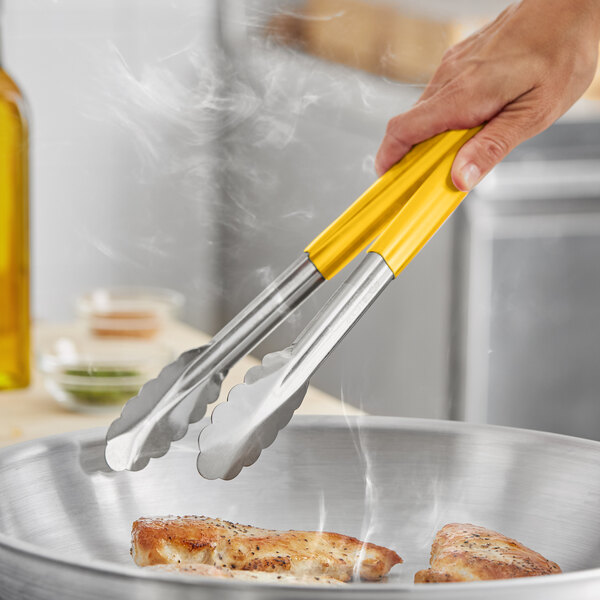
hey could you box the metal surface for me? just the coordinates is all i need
[105,255,323,472]
[3,416,600,599]
[452,120,600,437]
[198,254,394,480]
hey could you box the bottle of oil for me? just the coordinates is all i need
[0,35,29,389]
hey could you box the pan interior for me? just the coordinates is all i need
[1,415,600,587]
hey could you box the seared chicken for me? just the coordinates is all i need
[415,523,562,583]
[150,563,344,585]
[132,515,402,582]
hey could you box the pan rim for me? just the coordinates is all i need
[1,415,600,594]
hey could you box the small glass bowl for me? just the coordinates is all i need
[39,335,173,413]
[76,287,184,339]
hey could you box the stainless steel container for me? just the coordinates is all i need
[454,120,600,438]
[2,415,600,598]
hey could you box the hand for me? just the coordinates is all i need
[375,0,600,190]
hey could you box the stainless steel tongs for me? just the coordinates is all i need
[196,127,481,480]
[104,128,479,473]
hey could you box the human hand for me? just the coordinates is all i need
[375,0,600,190]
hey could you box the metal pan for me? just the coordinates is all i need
[1,415,600,599]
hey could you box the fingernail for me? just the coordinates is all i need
[460,163,481,190]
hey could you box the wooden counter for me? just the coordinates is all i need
[0,321,362,448]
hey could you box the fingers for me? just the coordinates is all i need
[375,98,452,176]
[375,0,596,188]
[374,84,488,177]
[374,3,530,178]
[451,92,555,190]
[375,69,544,183]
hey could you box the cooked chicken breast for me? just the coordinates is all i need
[132,515,402,582]
[414,523,562,583]
[149,563,344,585]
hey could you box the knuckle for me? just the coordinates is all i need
[479,134,511,163]
[578,44,600,80]
[385,116,400,135]
[441,37,470,64]
[384,117,408,146]
[440,46,457,64]
[535,101,555,127]
[437,54,461,79]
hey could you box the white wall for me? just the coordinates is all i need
[3,0,221,331]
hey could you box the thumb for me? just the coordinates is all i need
[451,104,549,191]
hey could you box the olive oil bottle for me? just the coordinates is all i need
[0,48,29,389]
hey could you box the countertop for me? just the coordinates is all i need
[0,321,362,448]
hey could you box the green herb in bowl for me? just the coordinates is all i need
[62,366,143,406]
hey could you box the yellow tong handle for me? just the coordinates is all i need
[305,127,480,280]
[369,127,481,277]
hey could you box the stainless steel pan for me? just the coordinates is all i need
[2,416,600,599]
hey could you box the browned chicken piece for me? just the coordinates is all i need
[132,515,402,582]
[149,563,344,585]
[414,523,562,583]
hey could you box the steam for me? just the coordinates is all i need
[78,7,427,580]
[87,36,319,275]
[89,20,385,197]
[352,447,381,580]
[316,490,327,533]
[94,37,320,177]
[339,391,384,581]
[85,9,401,330]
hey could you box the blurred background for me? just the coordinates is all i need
[4,0,600,437]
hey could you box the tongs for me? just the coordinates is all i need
[104,127,479,473]
[196,127,481,479]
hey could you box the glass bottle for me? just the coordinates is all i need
[0,35,29,389]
